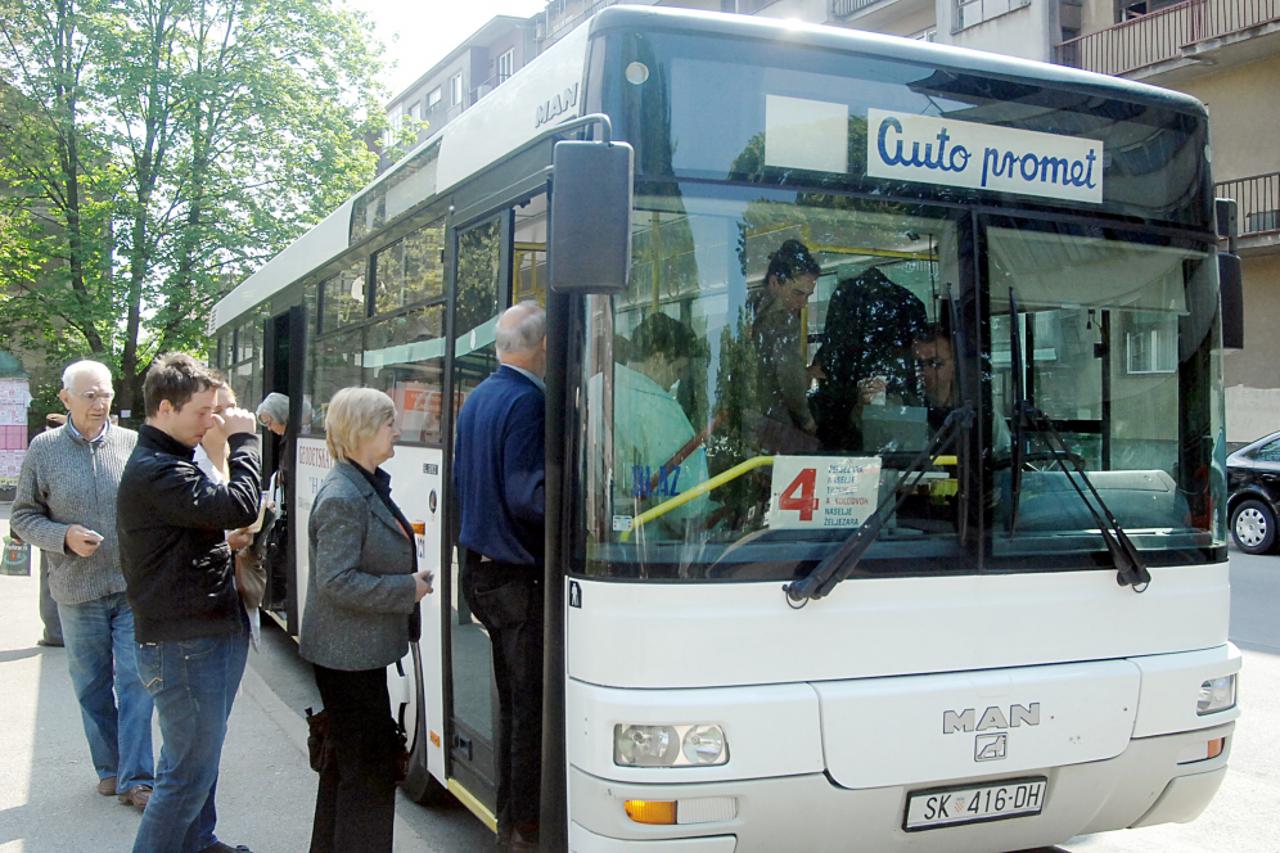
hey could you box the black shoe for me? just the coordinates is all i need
[198,843,253,853]
[37,637,63,647]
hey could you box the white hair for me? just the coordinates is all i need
[495,301,546,356]
[62,360,112,390]
[256,392,289,425]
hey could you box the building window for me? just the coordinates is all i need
[497,48,515,82]
[408,101,421,121]
[427,87,442,111]
[954,0,1030,32]
[450,73,463,106]
[1125,320,1177,374]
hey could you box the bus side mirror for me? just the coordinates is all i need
[549,140,633,294]
[1219,251,1243,350]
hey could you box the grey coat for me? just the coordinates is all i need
[299,461,418,671]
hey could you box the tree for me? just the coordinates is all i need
[0,0,394,412]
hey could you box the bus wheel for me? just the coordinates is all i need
[1232,499,1277,554]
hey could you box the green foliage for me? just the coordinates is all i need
[0,0,390,409]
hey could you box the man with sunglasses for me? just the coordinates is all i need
[11,360,156,810]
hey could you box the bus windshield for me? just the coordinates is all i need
[573,188,1227,581]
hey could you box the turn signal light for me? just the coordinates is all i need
[624,800,677,825]
[1207,737,1226,760]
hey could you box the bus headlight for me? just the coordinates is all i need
[614,724,729,767]
[1196,674,1237,715]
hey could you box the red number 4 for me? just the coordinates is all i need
[778,468,819,521]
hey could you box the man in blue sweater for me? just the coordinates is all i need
[454,301,546,852]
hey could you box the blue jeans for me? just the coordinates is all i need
[132,619,249,853]
[57,593,154,793]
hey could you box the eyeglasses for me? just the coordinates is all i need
[74,390,115,404]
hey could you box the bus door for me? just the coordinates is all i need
[442,195,548,826]
[262,304,305,633]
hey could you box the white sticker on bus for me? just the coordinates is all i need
[867,108,1103,204]
[767,456,881,530]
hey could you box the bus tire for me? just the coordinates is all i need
[1231,498,1277,555]
[400,642,452,807]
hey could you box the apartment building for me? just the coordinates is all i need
[382,15,537,169]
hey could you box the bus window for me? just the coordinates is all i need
[580,192,967,580]
[310,326,364,430]
[364,304,447,444]
[374,220,445,314]
[513,195,547,306]
[986,221,1224,557]
[321,257,368,332]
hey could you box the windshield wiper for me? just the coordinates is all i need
[1004,290,1150,591]
[785,404,973,605]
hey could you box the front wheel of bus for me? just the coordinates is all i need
[400,641,451,807]
[1231,499,1277,554]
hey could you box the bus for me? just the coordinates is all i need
[211,7,1242,851]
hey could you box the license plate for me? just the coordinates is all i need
[903,777,1047,831]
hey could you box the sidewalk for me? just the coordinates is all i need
[0,508,435,852]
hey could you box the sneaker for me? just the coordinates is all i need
[117,785,153,810]
[37,636,64,647]
[96,776,117,796]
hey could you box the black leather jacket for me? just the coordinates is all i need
[117,425,261,642]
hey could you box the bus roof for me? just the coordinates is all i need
[589,6,1205,117]
[212,5,1207,334]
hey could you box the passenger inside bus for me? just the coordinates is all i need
[810,265,928,452]
[610,313,712,534]
[746,239,821,452]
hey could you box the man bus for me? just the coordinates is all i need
[211,8,1239,850]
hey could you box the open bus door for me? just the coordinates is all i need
[262,304,305,634]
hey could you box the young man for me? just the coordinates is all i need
[454,301,547,852]
[11,360,155,807]
[117,353,261,853]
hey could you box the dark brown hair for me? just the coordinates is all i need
[143,353,217,417]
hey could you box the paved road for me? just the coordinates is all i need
[3,492,1277,851]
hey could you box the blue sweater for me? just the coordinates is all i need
[454,365,546,565]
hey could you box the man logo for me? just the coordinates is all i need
[975,733,1007,762]
[943,703,1040,734]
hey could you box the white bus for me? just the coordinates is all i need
[211,7,1242,851]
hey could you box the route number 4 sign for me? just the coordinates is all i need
[766,456,882,530]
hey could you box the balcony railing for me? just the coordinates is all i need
[832,0,883,16]
[1218,171,1280,237]
[1056,0,1280,76]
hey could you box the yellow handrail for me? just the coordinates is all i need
[621,455,776,541]
[619,452,959,541]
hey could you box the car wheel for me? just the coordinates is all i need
[1231,499,1277,554]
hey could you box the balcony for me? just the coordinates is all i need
[829,0,934,30]
[1056,0,1280,80]
[1218,170,1280,254]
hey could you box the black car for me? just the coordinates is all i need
[1228,430,1280,554]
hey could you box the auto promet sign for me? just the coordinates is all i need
[867,108,1103,204]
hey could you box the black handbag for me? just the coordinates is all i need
[305,706,333,772]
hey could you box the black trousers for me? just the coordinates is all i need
[309,664,398,853]
[462,557,544,836]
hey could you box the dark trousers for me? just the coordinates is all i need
[310,664,398,853]
[462,558,544,836]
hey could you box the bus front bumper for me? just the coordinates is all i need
[568,721,1233,852]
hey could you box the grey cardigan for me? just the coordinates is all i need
[298,461,418,671]
[10,424,137,605]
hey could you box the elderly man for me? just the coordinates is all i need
[454,300,547,852]
[11,360,155,808]
[117,353,261,853]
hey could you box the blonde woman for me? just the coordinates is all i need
[299,387,433,853]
